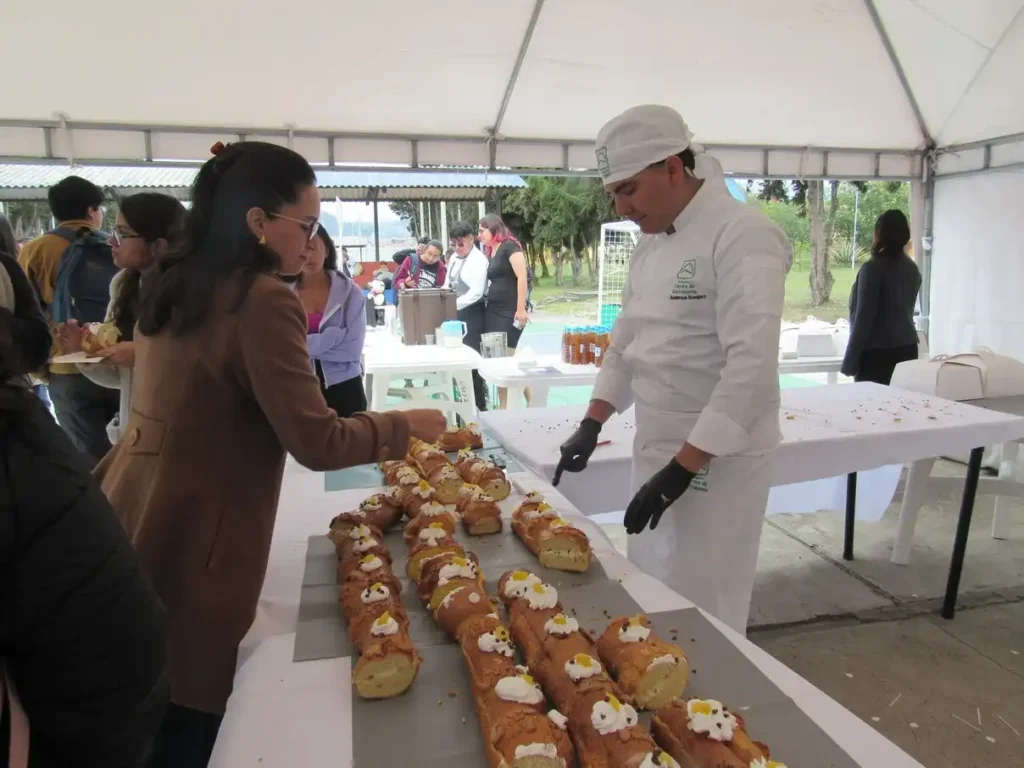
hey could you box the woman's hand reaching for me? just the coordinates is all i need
[404,409,447,444]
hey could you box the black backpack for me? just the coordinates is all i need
[48,227,117,324]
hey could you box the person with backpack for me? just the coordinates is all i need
[18,176,120,464]
[393,238,447,291]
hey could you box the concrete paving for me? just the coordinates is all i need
[753,606,1024,768]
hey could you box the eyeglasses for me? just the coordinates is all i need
[268,212,319,242]
[111,228,143,246]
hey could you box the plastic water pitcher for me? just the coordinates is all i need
[441,320,467,348]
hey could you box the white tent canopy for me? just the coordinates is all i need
[2,0,1022,179]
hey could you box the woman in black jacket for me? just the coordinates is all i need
[0,217,51,381]
[841,209,922,385]
[1,310,170,765]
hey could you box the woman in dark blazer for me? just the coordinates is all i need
[841,209,922,385]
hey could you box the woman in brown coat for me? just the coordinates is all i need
[95,142,445,768]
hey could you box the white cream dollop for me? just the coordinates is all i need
[370,612,399,637]
[640,751,682,768]
[525,582,559,611]
[619,617,651,643]
[749,758,786,768]
[348,524,372,540]
[524,491,544,503]
[495,674,544,705]
[418,501,447,517]
[352,537,378,554]
[547,710,568,731]
[514,744,558,760]
[360,583,390,604]
[361,496,382,511]
[502,570,541,599]
[359,554,384,572]
[418,525,449,545]
[437,557,477,585]
[686,699,737,742]
[477,628,515,657]
[436,465,460,481]
[412,482,434,500]
[565,654,603,682]
[647,654,677,671]
[544,614,579,636]
[590,695,638,735]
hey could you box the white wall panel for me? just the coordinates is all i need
[930,168,1024,358]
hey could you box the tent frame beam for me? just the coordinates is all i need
[0,118,924,181]
[491,0,546,139]
[862,0,933,147]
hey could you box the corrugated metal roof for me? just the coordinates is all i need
[0,164,525,197]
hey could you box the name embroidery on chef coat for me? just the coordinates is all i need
[670,259,707,302]
[691,464,709,492]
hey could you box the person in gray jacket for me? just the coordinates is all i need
[841,209,921,384]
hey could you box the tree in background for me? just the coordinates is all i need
[504,176,613,287]
[388,200,485,241]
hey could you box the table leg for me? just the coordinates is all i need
[371,373,391,412]
[827,371,838,385]
[530,384,550,408]
[363,372,373,407]
[843,473,857,561]
[941,446,984,620]
[891,457,936,565]
[991,441,1018,540]
[506,387,526,410]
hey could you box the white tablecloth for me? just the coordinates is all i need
[209,462,924,768]
[480,383,1024,520]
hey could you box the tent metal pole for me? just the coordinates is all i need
[440,201,448,246]
[479,201,486,220]
[862,0,932,145]
[919,152,936,339]
[491,0,547,137]
[373,197,380,262]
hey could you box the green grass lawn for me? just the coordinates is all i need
[529,266,857,323]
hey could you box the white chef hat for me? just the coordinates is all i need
[595,104,720,185]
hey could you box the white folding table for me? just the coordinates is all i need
[480,384,1024,618]
[477,353,845,409]
[209,462,925,768]
[361,330,481,425]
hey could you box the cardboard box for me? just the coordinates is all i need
[398,288,457,345]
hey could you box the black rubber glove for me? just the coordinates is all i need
[552,417,602,486]
[623,459,696,535]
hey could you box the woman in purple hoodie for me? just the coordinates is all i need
[295,226,367,416]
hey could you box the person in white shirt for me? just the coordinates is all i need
[445,220,490,411]
[553,105,790,632]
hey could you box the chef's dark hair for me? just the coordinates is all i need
[872,209,910,261]
[649,150,696,173]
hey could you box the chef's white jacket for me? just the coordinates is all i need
[592,180,791,457]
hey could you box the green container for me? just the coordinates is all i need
[599,304,621,326]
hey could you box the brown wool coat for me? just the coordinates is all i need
[95,273,409,714]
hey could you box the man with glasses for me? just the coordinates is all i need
[18,176,120,464]
[444,221,490,411]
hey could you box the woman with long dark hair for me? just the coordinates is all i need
[479,213,530,408]
[95,141,445,767]
[841,209,922,384]
[294,225,367,417]
[60,193,185,441]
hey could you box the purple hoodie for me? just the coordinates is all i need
[302,271,366,386]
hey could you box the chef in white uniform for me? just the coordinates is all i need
[553,105,790,632]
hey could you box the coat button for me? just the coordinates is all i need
[128,428,141,446]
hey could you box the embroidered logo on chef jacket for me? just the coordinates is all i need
[596,147,611,178]
[691,464,709,492]
[670,259,707,302]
